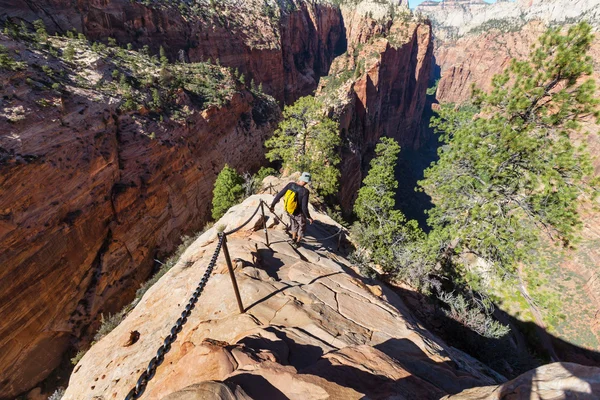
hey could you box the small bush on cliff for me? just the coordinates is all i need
[420,22,599,304]
[94,310,128,342]
[352,137,424,273]
[212,164,245,220]
[265,96,341,196]
[438,292,510,339]
[0,45,25,71]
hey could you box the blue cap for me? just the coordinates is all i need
[299,172,312,183]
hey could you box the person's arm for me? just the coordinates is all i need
[301,189,312,221]
[270,182,292,209]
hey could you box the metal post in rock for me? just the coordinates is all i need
[260,201,269,246]
[220,233,245,314]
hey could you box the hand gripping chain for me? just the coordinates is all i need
[124,233,224,400]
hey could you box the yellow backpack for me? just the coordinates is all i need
[283,187,298,215]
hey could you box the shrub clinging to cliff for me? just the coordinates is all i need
[212,164,245,220]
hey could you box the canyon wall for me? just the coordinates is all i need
[0,0,346,397]
[0,47,280,399]
[0,0,345,104]
[320,4,433,210]
[0,1,435,397]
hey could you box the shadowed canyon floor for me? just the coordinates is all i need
[63,194,600,399]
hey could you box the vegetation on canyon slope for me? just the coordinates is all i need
[345,22,599,344]
[1,18,274,127]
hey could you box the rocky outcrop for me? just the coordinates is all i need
[417,0,600,41]
[62,193,505,399]
[320,6,433,210]
[444,362,600,399]
[0,34,280,399]
[62,193,600,400]
[0,0,346,104]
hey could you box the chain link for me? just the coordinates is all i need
[123,197,342,399]
[124,233,224,400]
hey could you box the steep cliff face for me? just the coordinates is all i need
[417,0,600,41]
[0,0,345,104]
[0,32,280,398]
[319,4,433,210]
[0,1,435,396]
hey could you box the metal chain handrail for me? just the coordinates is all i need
[123,195,344,399]
[124,233,224,400]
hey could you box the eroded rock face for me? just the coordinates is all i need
[321,8,433,210]
[417,0,600,41]
[0,0,345,104]
[0,2,435,396]
[0,40,279,399]
[63,194,503,399]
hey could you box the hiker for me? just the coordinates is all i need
[269,172,314,246]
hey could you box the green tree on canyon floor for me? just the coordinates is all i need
[419,22,599,301]
[212,164,244,220]
[265,96,341,197]
[353,137,424,273]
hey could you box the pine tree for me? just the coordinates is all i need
[159,45,168,65]
[265,96,341,196]
[353,137,423,272]
[212,164,245,220]
[33,19,47,42]
[420,22,599,281]
[63,43,75,61]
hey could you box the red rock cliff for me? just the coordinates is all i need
[0,2,436,397]
[0,15,288,397]
[0,0,345,104]
[320,7,433,210]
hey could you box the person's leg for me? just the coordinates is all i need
[289,213,298,241]
[296,215,306,243]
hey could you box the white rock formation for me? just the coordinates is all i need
[417,0,600,40]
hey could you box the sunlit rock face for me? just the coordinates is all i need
[63,193,504,400]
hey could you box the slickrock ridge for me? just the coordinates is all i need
[63,193,504,399]
[0,0,345,104]
[64,193,600,400]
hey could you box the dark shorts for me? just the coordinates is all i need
[288,213,306,236]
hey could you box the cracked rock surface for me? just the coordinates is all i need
[65,194,596,400]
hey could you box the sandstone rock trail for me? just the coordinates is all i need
[63,192,600,400]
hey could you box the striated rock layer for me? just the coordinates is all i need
[320,6,433,210]
[0,38,280,400]
[0,0,346,104]
[63,193,505,399]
